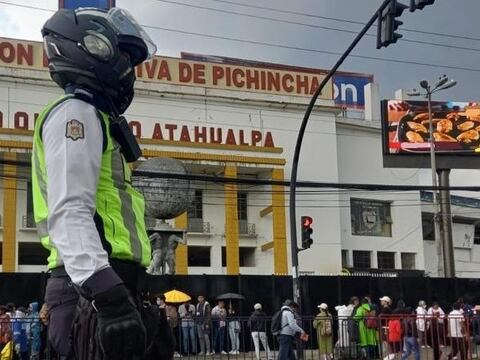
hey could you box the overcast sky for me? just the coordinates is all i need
[1,0,479,102]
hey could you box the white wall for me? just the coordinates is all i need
[336,122,424,270]
[422,201,480,277]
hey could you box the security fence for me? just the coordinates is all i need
[2,313,480,360]
[169,314,478,360]
[3,274,480,318]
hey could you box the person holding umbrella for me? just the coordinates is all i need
[228,303,241,355]
[215,293,246,355]
[212,300,228,355]
[164,290,192,358]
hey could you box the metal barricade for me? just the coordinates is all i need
[169,313,476,360]
[2,312,477,359]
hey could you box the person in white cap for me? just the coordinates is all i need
[379,296,393,358]
[248,303,272,360]
[313,303,333,360]
[416,300,429,348]
[379,296,393,315]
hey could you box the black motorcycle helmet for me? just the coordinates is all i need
[42,7,156,114]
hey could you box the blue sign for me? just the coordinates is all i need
[332,74,373,109]
[59,0,115,10]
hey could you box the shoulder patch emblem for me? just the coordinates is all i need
[65,119,85,141]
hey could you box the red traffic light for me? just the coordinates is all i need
[301,216,313,249]
[302,216,313,227]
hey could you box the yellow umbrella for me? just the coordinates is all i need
[164,289,191,303]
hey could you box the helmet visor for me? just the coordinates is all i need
[106,8,157,59]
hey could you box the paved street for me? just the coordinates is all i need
[175,345,478,360]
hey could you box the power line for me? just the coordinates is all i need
[2,0,479,53]
[0,1,53,12]
[2,157,480,193]
[132,170,480,192]
[153,0,480,54]
[1,1,480,72]
[142,24,480,73]
[3,173,480,212]
[201,0,480,42]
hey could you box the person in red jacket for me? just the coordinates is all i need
[384,300,406,360]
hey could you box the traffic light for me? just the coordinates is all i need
[301,216,313,249]
[410,0,435,11]
[376,0,408,49]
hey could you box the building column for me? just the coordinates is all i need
[272,168,288,274]
[224,165,239,275]
[2,152,17,272]
[395,252,402,270]
[175,212,188,275]
[371,251,378,269]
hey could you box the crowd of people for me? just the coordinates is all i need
[326,296,478,360]
[1,294,479,360]
[157,294,273,360]
[140,294,480,360]
[0,302,44,360]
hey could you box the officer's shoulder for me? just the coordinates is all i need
[42,97,102,138]
[45,97,98,123]
[58,97,98,117]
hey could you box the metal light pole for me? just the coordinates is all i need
[288,0,394,308]
[407,76,457,277]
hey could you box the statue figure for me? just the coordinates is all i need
[147,232,183,275]
[147,232,165,275]
[165,234,182,275]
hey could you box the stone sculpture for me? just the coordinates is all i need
[133,157,192,275]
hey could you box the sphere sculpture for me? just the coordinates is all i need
[133,157,192,220]
[132,157,192,275]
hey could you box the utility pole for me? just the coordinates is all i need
[407,76,457,277]
[427,89,444,277]
[439,169,455,277]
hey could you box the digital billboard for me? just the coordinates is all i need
[381,99,480,169]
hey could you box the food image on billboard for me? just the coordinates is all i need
[381,100,480,169]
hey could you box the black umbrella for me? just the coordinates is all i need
[216,292,245,301]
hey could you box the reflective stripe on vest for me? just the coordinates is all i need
[32,95,151,269]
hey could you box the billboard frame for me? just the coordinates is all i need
[381,100,480,169]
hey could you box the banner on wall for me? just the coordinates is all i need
[181,52,373,109]
[0,37,333,100]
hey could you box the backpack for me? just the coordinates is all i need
[271,308,291,336]
[320,317,332,337]
[365,309,378,329]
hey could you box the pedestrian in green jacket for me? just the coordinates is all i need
[354,298,379,359]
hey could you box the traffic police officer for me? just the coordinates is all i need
[33,7,158,360]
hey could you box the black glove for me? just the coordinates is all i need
[93,284,146,359]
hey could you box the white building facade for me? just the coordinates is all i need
[2,36,476,278]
